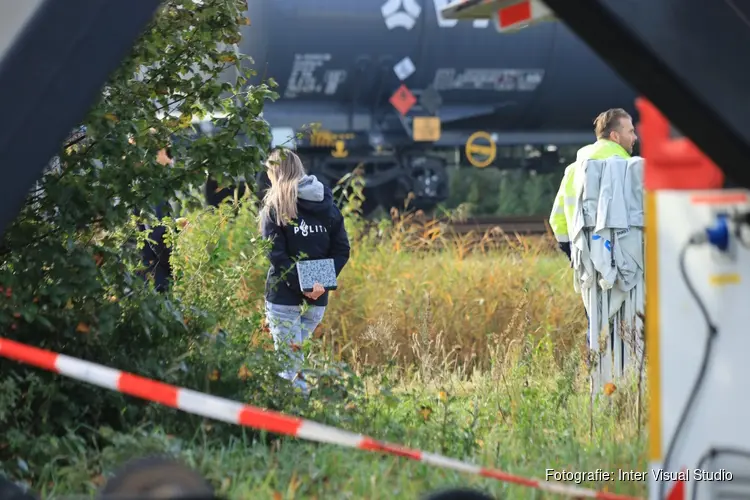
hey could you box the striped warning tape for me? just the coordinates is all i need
[0,337,641,500]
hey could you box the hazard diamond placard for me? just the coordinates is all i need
[390,84,417,116]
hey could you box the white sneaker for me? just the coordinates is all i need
[278,371,309,397]
[291,372,310,398]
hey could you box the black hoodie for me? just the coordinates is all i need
[261,175,351,307]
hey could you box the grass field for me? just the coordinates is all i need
[9,200,648,500]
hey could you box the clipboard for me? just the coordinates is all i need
[296,258,338,293]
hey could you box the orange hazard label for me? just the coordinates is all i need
[691,193,748,205]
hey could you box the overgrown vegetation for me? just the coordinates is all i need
[0,2,646,499]
[0,178,649,498]
[0,0,277,452]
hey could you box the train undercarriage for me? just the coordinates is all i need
[207,139,581,216]
[296,148,451,215]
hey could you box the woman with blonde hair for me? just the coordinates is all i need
[259,148,350,394]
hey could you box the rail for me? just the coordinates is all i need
[444,215,550,236]
[354,214,554,251]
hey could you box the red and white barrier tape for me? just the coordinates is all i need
[0,337,641,500]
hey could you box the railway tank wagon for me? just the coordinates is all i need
[210,0,638,214]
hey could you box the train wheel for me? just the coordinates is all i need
[406,156,449,214]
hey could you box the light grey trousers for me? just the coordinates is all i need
[265,301,326,379]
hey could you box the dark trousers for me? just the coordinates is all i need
[136,202,172,293]
[141,224,172,292]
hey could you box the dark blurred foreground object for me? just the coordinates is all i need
[0,476,39,500]
[422,487,495,500]
[97,456,217,499]
[0,0,162,240]
[98,457,496,499]
[3,454,497,499]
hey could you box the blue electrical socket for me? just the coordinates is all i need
[705,213,730,251]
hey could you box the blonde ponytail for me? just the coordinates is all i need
[259,149,306,229]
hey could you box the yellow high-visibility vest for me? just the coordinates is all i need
[549,140,631,243]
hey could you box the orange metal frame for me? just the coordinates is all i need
[636,98,725,191]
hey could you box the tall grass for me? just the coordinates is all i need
[325,224,585,371]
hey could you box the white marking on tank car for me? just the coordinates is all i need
[285,53,333,98]
[393,57,416,81]
[323,70,347,95]
[381,0,422,30]
[381,0,494,30]
[432,68,545,92]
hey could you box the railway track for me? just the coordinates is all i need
[358,214,554,251]
[445,215,550,236]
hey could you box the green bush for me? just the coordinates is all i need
[169,200,269,337]
[0,0,278,460]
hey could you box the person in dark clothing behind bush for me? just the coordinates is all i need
[139,201,173,292]
[138,147,175,293]
[258,148,351,394]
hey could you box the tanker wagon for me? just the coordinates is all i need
[205,0,638,215]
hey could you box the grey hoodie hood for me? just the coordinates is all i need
[298,174,325,202]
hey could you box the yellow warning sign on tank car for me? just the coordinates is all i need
[331,140,349,158]
[465,131,496,168]
[310,130,336,148]
[310,130,354,148]
[309,130,355,158]
[413,117,441,142]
